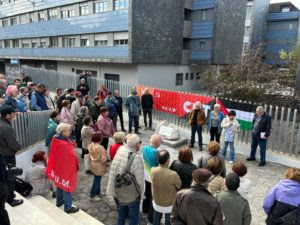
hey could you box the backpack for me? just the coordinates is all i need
[114,152,141,205]
[274,205,300,225]
[14,177,33,197]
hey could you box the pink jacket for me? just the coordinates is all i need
[97,115,115,138]
[60,107,75,130]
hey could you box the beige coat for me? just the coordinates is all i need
[88,142,107,176]
[151,165,181,207]
[81,125,94,149]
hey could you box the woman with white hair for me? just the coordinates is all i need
[208,103,224,143]
[2,85,20,112]
[46,123,79,214]
[188,102,206,151]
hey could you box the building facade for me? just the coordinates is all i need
[265,2,300,64]
[0,0,248,90]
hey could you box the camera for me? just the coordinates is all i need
[5,163,23,181]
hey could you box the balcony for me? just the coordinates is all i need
[0,10,129,39]
[190,51,212,60]
[265,29,298,39]
[0,46,129,63]
[183,21,192,38]
[267,11,300,21]
[192,0,215,10]
[192,21,214,39]
[265,44,295,54]
[182,50,190,64]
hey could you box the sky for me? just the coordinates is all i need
[270,0,300,8]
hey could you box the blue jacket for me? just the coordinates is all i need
[3,96,20,112]
[208,111,224,134]
[126,96,141,116]
[105,97,119,118]
[263,179,300,225]
[31,91,48,111]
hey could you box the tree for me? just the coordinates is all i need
[200,44,295,103]
[280,44,300,79]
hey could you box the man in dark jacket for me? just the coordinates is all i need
[31,83,48,111]
[89,97,104,122]
[247,106,272,167]
[141,89,154,130]
[114,90,126,132]
[171,168,223,225]
[76,78,90,96]
[57,88,76,112]
[0,106,23,207]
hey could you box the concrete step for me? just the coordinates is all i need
[28,195,81,225]
[9,192,60,225]
[6,204,32,225]
[48,197,104,225]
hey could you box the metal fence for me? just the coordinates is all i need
[7,66,300,158]
[12,110,52,149]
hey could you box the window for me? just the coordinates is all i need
[32,42,37,48]
[95,1,108,13]
[49,9,58,20]
[114,0,129,10]
[281,7,290,12]
[10,17,17,25]
[22,43,30,48]
[69,9,75,17]
[201,10,207,21]
[2,20,8,27]
[185,73,189,80]
[95,40,108,46]
[80,38,90,46]
[41,41,47,48]
[190,73,194,80]
[199,42,205,50]
[80,5,89,15]
[176,73,183,86]
[50,37,59,47]
[196,72,201,80]
[61,10,69,18]
[30,16,36,23]
[38,12,45,21]
[4,40,10,48]
[114,39,128,46]
[288,23,294,30]
[63,37,76,47]
[12,39,19,48]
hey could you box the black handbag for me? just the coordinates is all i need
[14,177,33,197]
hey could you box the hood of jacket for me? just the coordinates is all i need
[277,179,300,197]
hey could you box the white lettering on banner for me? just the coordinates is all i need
[183,101,192,113]
[49,170,71,189]
[155,92,160,98]
[159,126,173,138]
[161,106,176,113]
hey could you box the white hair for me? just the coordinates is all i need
[256,106,264,112]
[126,134,140,149]
[56,123,71,134]
[150,134,161,145]
[214,103,221,109]
[194,101,201,108]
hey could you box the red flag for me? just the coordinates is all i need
[216,99,229,115]
[153,89,179,115]
[46,137,79,193]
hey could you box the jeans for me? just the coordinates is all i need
[142,181,153,223]
[56,188,73,211]
[250,133,267,164]
[191,125,203,146]
[90,175,102,198]
[3,155,16,203]
[128,113,139,133]
[153,210,171,225]
[221,141,235,161]
[109,116,117,129]
[210,127,220,143]
[117,201,140,225]
[118,109,125,130]
[143,109,152,128]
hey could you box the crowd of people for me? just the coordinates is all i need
[0,72,299,225]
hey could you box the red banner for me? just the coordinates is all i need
[154,89,180,115]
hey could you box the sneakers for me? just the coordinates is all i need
[66,206,79,214]
[258,162,266,167]
[246,157,256,161]
[189,145,194,148]
[89,196,101,202]
[229,161,234,164]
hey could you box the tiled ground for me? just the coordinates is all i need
[73,128,287,225]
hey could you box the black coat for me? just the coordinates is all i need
[252,112,272,138]
[77,84,90,96]
[141,93,154,110]
[170,160,197,189]
[115,96,123,112]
